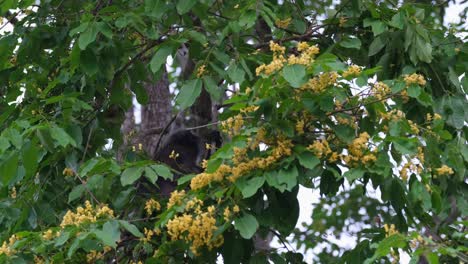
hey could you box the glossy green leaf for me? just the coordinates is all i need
[120,167,144,186]
[175,79,203,110]
[282,65,306,88]
[150,45,173,73]
[94,221,121,247]
[234,213,258,239]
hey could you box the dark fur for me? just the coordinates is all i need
[154,130,203,196]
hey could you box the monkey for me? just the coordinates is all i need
[152,129,204,196]
[154,129,204,175]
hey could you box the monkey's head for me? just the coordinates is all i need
[154,130,203,174]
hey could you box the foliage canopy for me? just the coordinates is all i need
[0,0,467,263]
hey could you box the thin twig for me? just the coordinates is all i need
[154,113,180,155]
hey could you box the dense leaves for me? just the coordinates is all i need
[0,0,467,263]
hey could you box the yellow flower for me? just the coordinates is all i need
[342,65,361,78]
[296,120,305,135]
[383,223,398,237]
[42,229,56,240]
[62,167,75,177]
[403,73,426,86]
[275,18,292,29]
[167,190,186,209]
[435,165,454,176]
[9,187,16,199]
[339,16,347,27]
[60,201,114,228]
[145,198,161,216]
[169,150,179,160]
[196,64,207,78]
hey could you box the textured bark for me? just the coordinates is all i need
[140,70,172,157]
[117,104,135,162]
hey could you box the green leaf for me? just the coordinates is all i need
[203,76,223,101]
[297,152,320,170]
[238,10,257,28]
[227,64,245,84]
[119,220,143,238]
[333,124,355,143]
[176,0,197,15]
[282,65,306,88]
[276,166,298,192]
[50,126,77,147]
[234,213,258,239]
[120,167,144,186]
[344,168,365,182]
[364,234,407,264]
[364,19,387,36]
[236,177,265,198]
[151,164,173,180]
[390,137,418,155]
[94,221,121,247]
[144,167,158,183]
[407,85,421,98]
[175,79,203,110]
[388,12,404,29]
[368,36,386,56]
[68,185,85,203]
[55,231,71,246]
[21,141,39,179]
[149,45,173,73]
[0,152,19,187]
[340,37,362,49]
[78,23,99,50]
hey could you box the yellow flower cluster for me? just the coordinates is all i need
[42,229,59,240]
[426,113,442,121]
[196,64,207,78]
[190,164,232,190]
[403,73,426,86]
[169,150,179,160]
[383,223,398,237]
[228,138,293,182]
[335,115,357,129]
[190,137,293,189]
[307,139,332,159]
[167,190,186,209]
[145,198,161,216]
[62,167,75,177]
[408,120,420,134]
[301,72,339,93]
[140,227,158,243]
[339,16,347,27]
[435,165,454,176]
[381,109,405,121]
[60,201,114,228]
[221,114,244,136]
[275,18,292,29]
[371,82,391,100]
[255,42,286,76]
[86,247,111,263]
[342,65,361,78]
[239,105,260,114]
[223,205,240,221]
[288,42,320,65]
[34,255,44,264]
[0,234,18,257]
[410,235,427,249]
[166,205,223,255]
[9,187,16,199]
[256,41,320,75]
[296,120,305,135]
[342,132,376,166]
